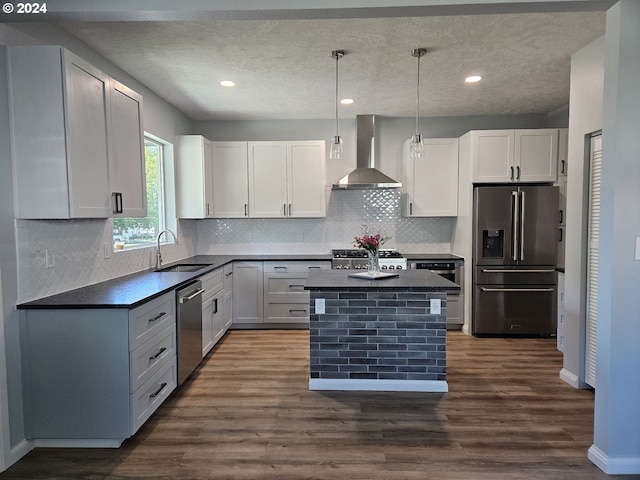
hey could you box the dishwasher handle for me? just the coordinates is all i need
[179,288,205,303]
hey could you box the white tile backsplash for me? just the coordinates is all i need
[15,219,197,303]
[197,189,453,255]
[16,190,452,302]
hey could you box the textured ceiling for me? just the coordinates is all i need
[60,12,605,121]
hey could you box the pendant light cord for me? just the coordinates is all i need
[415,52,420,137]
[335,53,340,138]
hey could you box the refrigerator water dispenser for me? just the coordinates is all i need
[483,229,504,258]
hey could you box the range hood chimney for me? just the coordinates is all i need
[332,115,402,190]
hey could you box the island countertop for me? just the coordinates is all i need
[304,268,460,291]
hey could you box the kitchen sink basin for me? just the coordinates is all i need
[156,264,209,273]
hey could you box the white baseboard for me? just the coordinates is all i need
[589,444,640,475]
[309,378,448,393]
[559,368,580,387]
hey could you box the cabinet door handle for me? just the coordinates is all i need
[112,192,123,214]
[288,203,292,216]
[149,312,167,322]
[516,166,521,180]
[149,347,167,360]
[559,210,563,224]
[206,203,210,216]
[244,204,248,216]
[559,228,563,242]
[510,166,514,181]
[409,202,413,215]
[225,271,233,277]
[213,298,218,314]
[561,160,566,174]
[149,382,168,398]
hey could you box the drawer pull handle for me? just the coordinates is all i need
[225,271,233,277]
[149,312,167,322]
[289,309,307,313]
[289,284,305,289]
[149,347,167,360]
[149,382,168,398]
[274,266,288,270]
[308,266,321,270]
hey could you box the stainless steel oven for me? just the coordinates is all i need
[410,260,464,329]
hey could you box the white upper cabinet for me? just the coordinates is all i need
[9,46,111,219]
[211,142,249,218]
[110,80,147,218]
[248,142,288,217]
[472,129,558,183]
[286,141,326,218]
[248,140,326,218]
[8,46,146,219]
[402,138,459,217]
[176,135,214,218]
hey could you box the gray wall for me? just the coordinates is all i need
[590,0,640,473]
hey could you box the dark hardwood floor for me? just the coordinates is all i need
[2,330,637,479]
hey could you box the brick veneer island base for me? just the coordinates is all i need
[305,269,460,393]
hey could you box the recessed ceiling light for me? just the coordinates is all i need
[220,80,236,87]
[465,75,482,83]
[340,98,354,105]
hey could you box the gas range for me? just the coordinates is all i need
[331,249,407,270]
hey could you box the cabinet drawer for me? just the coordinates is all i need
[264,273,309,298]
[201,268,224,301]
[264,301,310,323]
[129,292,175,350]
[131,357,176,434]
[263,261,330,273]
[130,324,176,392]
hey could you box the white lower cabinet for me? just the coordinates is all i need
[232,262,264,324]
[222,263,234,330]
[557,272,565,352]
[201,267,225,357]
[20,291,177,445]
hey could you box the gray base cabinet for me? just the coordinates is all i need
[21,292,176,446]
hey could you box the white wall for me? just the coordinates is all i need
[561,36,604,388]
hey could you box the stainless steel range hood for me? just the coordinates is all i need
[332,115,402,190]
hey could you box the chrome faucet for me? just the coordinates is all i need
[156,229,177,269]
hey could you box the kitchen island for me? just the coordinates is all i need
[305,269,460,392]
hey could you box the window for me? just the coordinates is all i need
[113,136,167,251]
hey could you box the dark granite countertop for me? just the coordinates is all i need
[18,254,332,310]
[305,269,460,291]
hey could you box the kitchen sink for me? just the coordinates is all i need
[155,264,209,273]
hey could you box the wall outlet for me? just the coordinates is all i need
[45,249,55,269]
[315,298,325,314]
[430,298,441,315]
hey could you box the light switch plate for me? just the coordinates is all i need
[315,298,325,314]
[430,298,441,315]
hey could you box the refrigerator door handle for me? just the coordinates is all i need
[511,191,519,261]
[480,268,556,273]
[480,287,555,293]
[520,191,526,261]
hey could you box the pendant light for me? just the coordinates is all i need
[329,50,345,160]
[410,48,427,159]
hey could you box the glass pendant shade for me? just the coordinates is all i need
[409,134,424,159]
[330,135,344,160]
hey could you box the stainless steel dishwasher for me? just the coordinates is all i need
[176,280,204,385]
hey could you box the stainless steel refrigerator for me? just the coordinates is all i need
[473,185,559,336]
